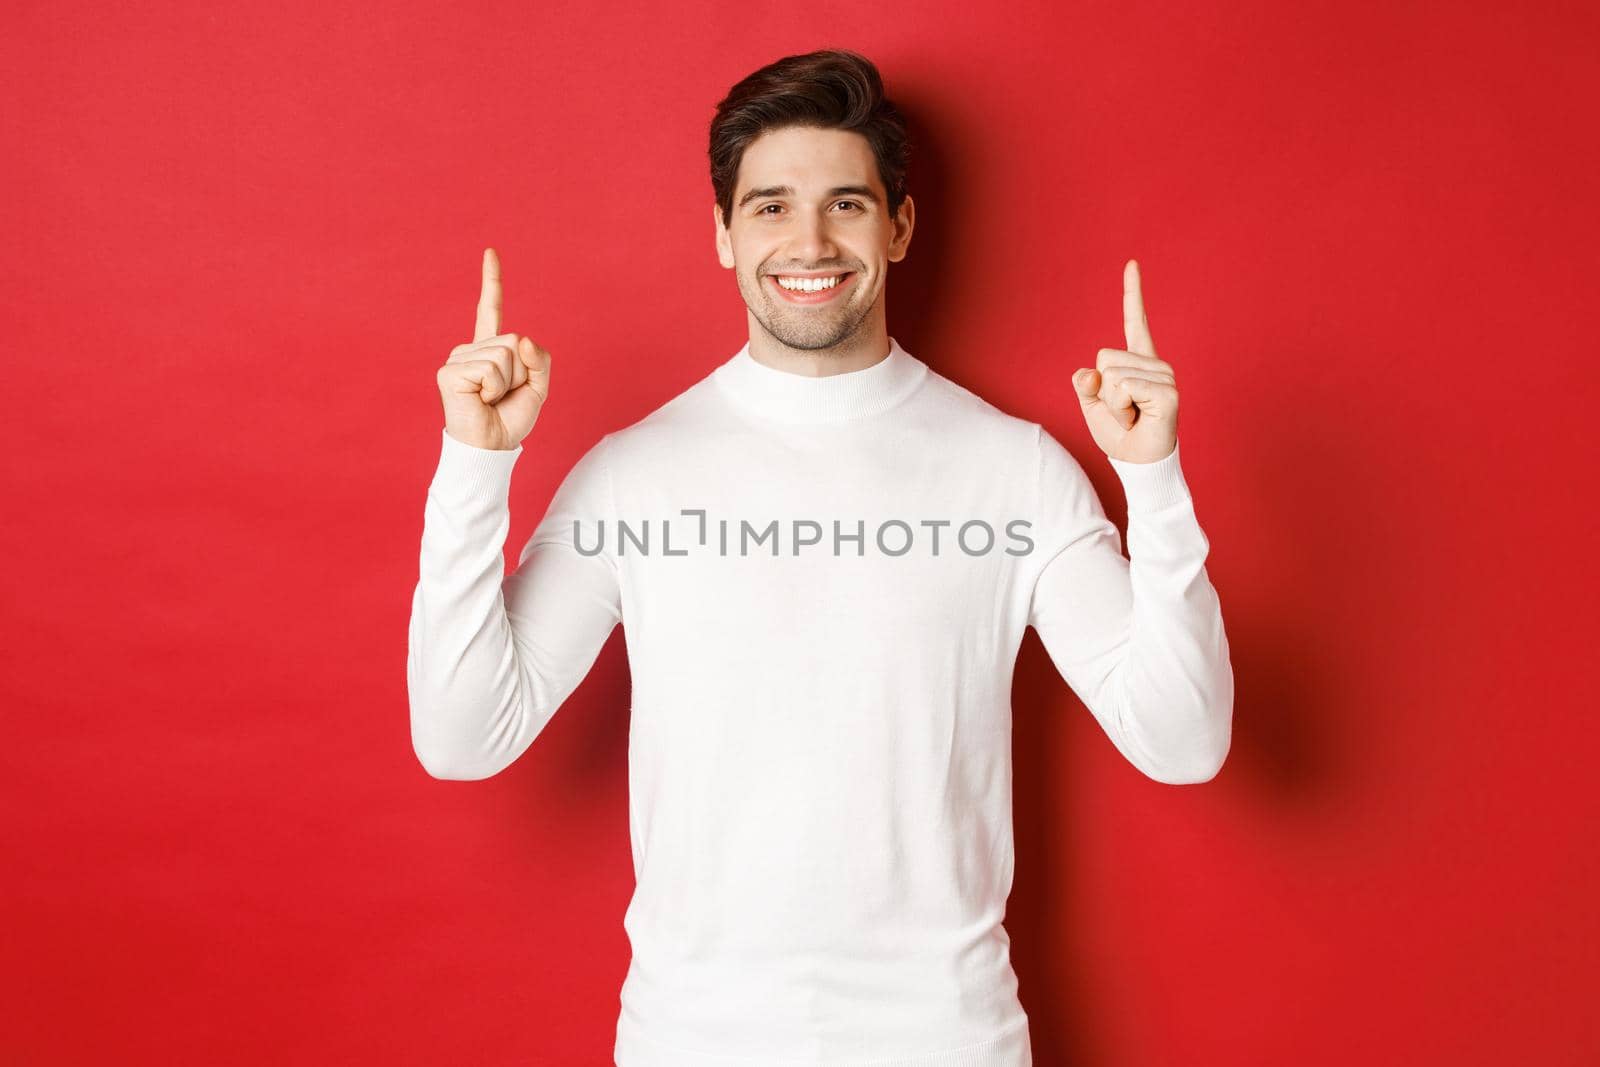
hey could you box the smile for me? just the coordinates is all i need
[767,272,856,304]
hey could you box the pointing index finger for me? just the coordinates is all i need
[475,247,502,342]
[1123,259,1157,358]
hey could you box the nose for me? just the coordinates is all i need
[788,206,839,265]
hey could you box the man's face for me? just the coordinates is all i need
[715,125,914,352]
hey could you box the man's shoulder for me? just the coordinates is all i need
[915,362,1046,444]
[592,362,723,454]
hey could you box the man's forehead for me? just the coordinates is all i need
[737,178,881,198]
[735,129,882,198]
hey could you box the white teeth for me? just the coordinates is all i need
[776,274,843,292]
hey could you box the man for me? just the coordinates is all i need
[408,47,1232,1067]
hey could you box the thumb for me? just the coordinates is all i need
[519,337,551,397]
[1072,367,1100,403]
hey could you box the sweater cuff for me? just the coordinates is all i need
[432,427,522,502]
[1108,438,1192,513]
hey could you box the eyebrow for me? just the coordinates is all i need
[737,184,881,210]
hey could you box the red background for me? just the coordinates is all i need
[4,1,1596,1063]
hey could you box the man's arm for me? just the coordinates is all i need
[406,428,622,780]
[1027,426,1233,784]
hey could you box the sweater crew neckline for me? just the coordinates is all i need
[712,335,929,423]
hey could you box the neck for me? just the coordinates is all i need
[712,333,929,424]
[745,320,892,378]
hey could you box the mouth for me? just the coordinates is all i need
[766,271,856,305]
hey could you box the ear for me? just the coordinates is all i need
[713,201,735,269]
[887,194,914,264]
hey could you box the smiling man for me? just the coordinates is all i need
[717,122,908,369]
[408,48,1233,1067]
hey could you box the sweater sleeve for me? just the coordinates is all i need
[1026,426,1234,784]
[407,427,623,780]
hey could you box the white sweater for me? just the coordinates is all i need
[407,336,1233,1066]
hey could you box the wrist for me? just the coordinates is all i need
[1108,438,1190,511]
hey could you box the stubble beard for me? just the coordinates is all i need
[746,270,871,353]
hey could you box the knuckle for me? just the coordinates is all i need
[467,363,502,388]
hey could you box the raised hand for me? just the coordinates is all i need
[1070,259,1179,464]
[434,247,554,451]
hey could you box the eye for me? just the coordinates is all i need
[756,201,863,216]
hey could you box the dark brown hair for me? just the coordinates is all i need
[709,49,911,229]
